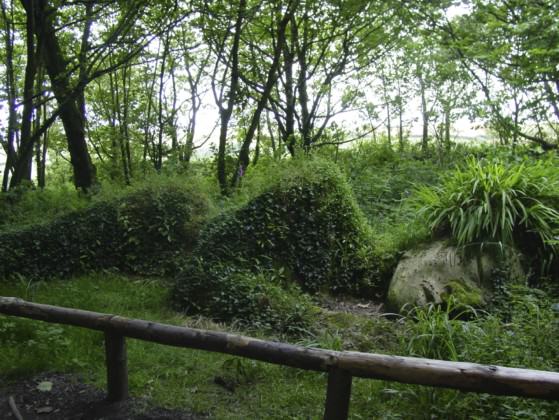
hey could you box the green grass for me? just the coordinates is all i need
[0,273,370,418]
[2,273,558,419]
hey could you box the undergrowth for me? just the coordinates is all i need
[173,158,382,331]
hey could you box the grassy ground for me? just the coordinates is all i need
[2,273,558,419]
[0,273,400,419]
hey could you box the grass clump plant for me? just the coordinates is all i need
[392,286,559,419]
[414,157,559,267]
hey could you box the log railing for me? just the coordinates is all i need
[1,296,559,419]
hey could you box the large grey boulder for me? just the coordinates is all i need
[386,241,523,312]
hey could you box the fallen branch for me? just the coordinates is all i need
[8,396,24,420]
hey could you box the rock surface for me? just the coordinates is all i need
[387,241,522,312]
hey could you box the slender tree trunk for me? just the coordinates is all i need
[108,73,118,180]
[512,91,520,148]
[283,17,296,156]
[34,108,41,186]
[231,3,294,188]
[33,63,45,187]
[121,63,132,178]
[156,35,170,172]
[110,65,130,184]
[78,1,93,118]
[10,0,38,188]
[216,0,245,194]
[38,100,48,188]
[1,0,18,191]
[253,120,261,166]
[444,105,451,151]
[266,111,277,157]
[381,72,391,146]
[418,72,429,154]
[295,12,311,151]
[142,47,160,171]
[397,79,404,151]
[169,65,178,152]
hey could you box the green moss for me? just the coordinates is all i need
[441,279,485,307]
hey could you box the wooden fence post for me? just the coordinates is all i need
[324,368,352,420]
[104,331,129,402]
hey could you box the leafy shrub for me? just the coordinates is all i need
[173,159,380,329]
[176,262,317,333]
[414,157,559,260]
[117,183,208,275]
[0,200,122,280]
[332,141,450,282]
[0,183,208,280]
[337,141,446,223]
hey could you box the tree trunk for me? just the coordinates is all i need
[156,35,170,172]
[29,0,96,191]
[1,0,18,191]
[110,66,130,184]
[381,72,391,146]
[38,100,48,189]
[231,2,294,188]
[295,12,312,151]
[216,0,245,194]
[283,16,296,156]
[418,72,429,154]
[10,0,38,188]
[397,79,404,151]
[121,64,133,179]
[444,105,451,151]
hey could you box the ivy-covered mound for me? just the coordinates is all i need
[0,183,208,280]
[173,159,379,331]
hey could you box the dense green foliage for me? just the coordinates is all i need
[0,184,89,229]
[0,182,208,280]
[1,139,559,419]
[173,159,379,329]
[1,0,559,415]
[415,157,559,258]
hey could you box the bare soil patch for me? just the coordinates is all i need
[0,373,204,420]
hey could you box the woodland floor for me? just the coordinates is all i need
[0,299,386,419]
[0,373,205,420]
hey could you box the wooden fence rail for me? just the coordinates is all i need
[1,296,559,419]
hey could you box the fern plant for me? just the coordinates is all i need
[414,157,559,253]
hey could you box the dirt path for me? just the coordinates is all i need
[0,373,204,420]
[317,294,385,316]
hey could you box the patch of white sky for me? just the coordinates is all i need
[187,1,488,156]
